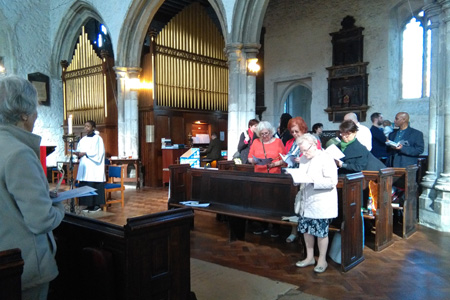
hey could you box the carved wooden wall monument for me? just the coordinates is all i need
[325,16,369,122]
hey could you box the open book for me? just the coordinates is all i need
[252,155,273,165]
[386,140,401,147]
[279,153,298,168]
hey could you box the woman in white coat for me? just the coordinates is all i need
[295,134,338,273]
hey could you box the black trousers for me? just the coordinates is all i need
[78,181,105,207]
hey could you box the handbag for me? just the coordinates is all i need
[294,183,305,214]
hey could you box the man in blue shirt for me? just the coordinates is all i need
[387,112,424,167]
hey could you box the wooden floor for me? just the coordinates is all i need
[69,185,450,300]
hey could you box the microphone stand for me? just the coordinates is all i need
[63,134,80,213]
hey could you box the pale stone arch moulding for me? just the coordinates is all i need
[230,0,269,44]
[50,1,106,76]
[116,0,229,68]
[0,8,17,75]
[275,78,312,123]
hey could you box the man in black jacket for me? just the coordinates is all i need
[204,132,222,161]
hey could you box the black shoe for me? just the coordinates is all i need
[270,229,280,237]
[253,228,269,235]
[90,206,101,212]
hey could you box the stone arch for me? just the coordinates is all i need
[50,1,105,76]
[0,7,17,75]
[273,78,312,127]
[230,0,270,45]
[116,0,229,68]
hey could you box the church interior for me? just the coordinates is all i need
[1,0,450,299]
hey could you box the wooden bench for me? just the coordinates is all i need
[391,165,418,238]
[362,168,395,251]
[169,164,364,272]
[51,208,195,300]
[0,248,23,300]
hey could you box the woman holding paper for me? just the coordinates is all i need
[248,121,285,237]
[248,121,285,174]
[284,117,321,243]
[75,120,106,212]
[0,76,65,299]
[294,134,338,273]
[336,120,385,174]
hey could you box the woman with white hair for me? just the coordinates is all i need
[293,133,338,273]
[248,121,285,174]
[0,76,65,299]
[247,121,286,237]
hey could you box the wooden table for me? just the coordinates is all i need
[109,158,142,189]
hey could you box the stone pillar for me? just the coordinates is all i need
[420,0,450,232]
[422,3,442,185]
[113,66,141,159]
[225,43,259,158]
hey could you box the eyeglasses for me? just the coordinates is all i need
[300,143,313,153]
[339,132,351,137]
[260,131,270,137]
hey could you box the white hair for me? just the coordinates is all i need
[0,76,38,125]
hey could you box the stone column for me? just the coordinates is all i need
[420,0,450,232]
[226,43,258,158]
[113,66,141,159]
[422,3,442,186]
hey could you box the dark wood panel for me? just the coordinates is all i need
[51,209,194,300]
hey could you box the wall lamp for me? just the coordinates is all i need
[247,58,260,76]
[128,78,154,91]
[0,57,6,75]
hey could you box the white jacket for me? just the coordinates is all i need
[298,151,338,219]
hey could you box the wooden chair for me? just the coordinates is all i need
[104,165,125,211]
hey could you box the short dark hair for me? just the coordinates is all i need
[312,123,323,133]
[248,119,259,128]
[339,120,358,134]
[370,113,381,123]
[86,120,96,128]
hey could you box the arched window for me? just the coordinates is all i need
[402,11,431,99]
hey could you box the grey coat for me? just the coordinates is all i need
[0,125,65,290]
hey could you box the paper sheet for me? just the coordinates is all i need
[284,167,313,184]
[50,186,97,203]
[180,201,210,207]
[325,144,345,161]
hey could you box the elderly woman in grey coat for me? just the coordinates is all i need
[0,76,65,299]
[294,134,338,273]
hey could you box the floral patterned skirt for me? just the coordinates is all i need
[297,217,332,238]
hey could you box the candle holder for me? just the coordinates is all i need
[63,133,80,213]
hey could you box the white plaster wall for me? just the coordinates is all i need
[263,0,429,153]
[0,0,66,166]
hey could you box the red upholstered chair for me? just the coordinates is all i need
[104,165,125,211]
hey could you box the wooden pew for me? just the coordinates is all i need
[51,208,194,300]
[169,164,364,272]
[0,248,23,300]
[362,168,395,251]
[391,165,418,238]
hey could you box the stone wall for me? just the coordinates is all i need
[263,0,429,153]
